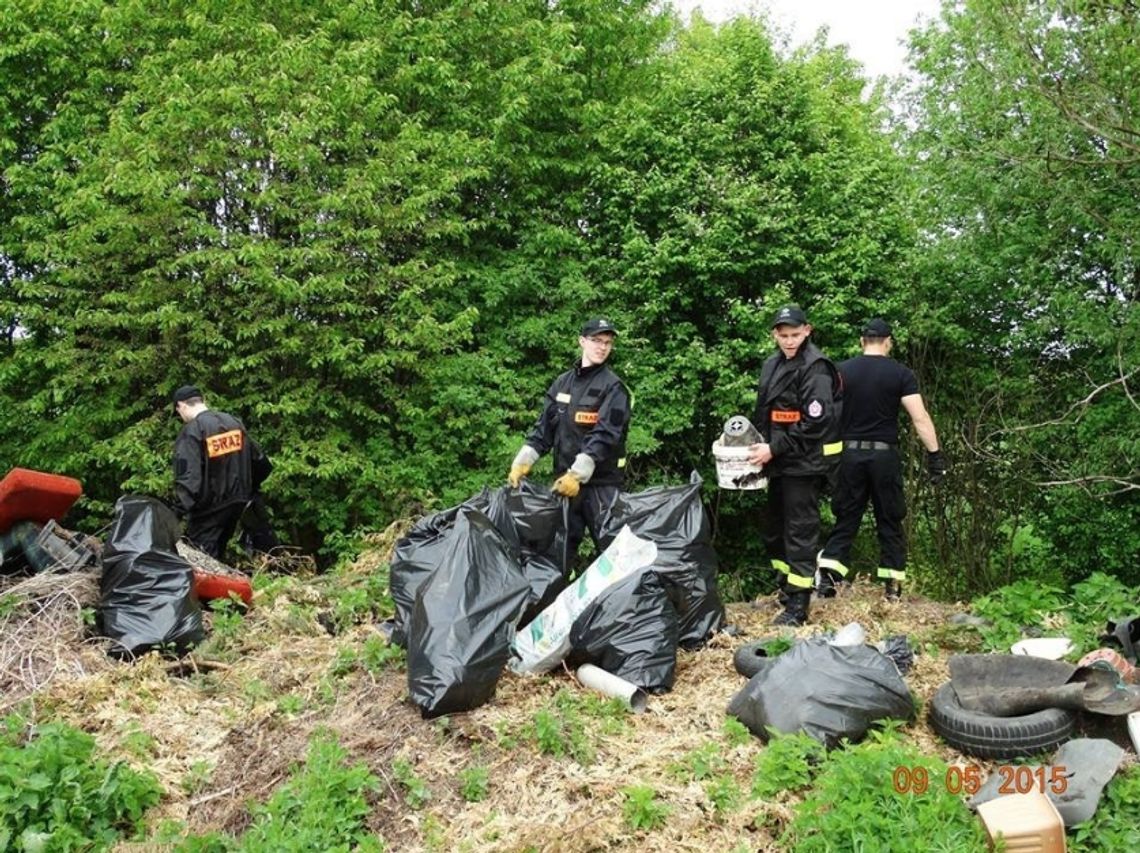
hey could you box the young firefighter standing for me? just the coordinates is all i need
[747,305,843,626]
[506,318,631,566]
[816,319,946,601]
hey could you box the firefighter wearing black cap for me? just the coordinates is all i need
[816,319,946,601]
[507,318,631,565]
[747,305,843,626]
[172,385,272,559]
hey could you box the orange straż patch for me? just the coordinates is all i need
[770,409,801,423]
[205,430,244,458]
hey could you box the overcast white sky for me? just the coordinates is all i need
[667,0,944,81]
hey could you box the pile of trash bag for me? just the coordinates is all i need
[389,475,726,718]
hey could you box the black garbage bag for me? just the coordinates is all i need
[567,570,678,693]
[483,482,570,626]
[98,495,203,659]
[598,472,725,649]
[407,508,531,719]
[388,484,569,646]
[727,638,914,748]
[388,490,492,647]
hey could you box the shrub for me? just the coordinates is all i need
[784,731,985,850]
[0,716,162,851]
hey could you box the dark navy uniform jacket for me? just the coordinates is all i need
[525,362,630,486]
[174,410,269,516]
[753,340,843,477]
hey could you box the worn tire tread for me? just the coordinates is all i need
[928,682,1075,759]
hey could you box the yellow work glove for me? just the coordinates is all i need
[508,463,531,488]
[552,472,581,498]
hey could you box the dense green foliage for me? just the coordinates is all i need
[903,0,1139,593]
[1071,765,1140,852]
[1,1,1135,593]
[784,728,987,851]
[971,570,1136,653]
[0,715,162,851]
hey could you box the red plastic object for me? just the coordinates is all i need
[192,569,253,607]
[0,468,84,534]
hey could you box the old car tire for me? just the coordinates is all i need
[733,640,777,679]
[929,682,1076,759]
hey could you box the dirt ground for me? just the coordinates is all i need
[2,540,1135,852]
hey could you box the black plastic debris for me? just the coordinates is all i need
[727,638,914,748]
[98,495,203,658]
[567,570,678,693]
[406,508,531,719]
[598,473,725,649]
[388,484,569,647]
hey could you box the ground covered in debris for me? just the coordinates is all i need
[2,526,1136,851]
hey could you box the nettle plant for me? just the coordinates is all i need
[0,715,162,851]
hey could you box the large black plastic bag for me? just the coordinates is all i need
[407,508,531,718]
[388,490,492,647]
[98,495,203,659]
[567,570,678,693]
[388,484,569,646]
[483,482,569,626]
[727,639,914,748]
[598,473,725,649]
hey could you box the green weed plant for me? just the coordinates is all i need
[237,733,382,851]
[0,716,161,851]
[621,784,670,831]
[784,730,986,851]
[392,757,432,810]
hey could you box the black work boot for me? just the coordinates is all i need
[773,590,811,627]
[884,580,902,602]
[816,569,842,599]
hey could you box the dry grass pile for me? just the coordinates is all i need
[0,569,111,710]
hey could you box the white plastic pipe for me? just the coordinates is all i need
[575,663,648,714]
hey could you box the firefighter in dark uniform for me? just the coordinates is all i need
[816,319,946,601]
[747,305,843,626]
[172,385,271,559]
[507,318,630,565]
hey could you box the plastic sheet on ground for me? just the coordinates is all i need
[598,472,725,649]
[406,508,531,719]
[969,738,1125,826]
[567,569,678,693]
[510,525,658,675]
[98,495,203,658]
[726,638,915,748]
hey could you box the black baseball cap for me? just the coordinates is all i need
[862,318,892,337]
[581,317,618,336]
[172,384,202,412]
[771,305,808,328]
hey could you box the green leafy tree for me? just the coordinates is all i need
[903,0,1139,591]
[0,1,666,555]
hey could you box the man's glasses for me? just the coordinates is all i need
[585,336,614,347]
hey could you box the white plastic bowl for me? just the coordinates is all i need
[1010,637,1074,660]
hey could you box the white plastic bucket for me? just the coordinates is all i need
[711,440,767,490]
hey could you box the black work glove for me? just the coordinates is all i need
[926,450,947,485]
